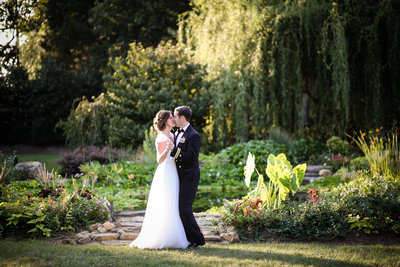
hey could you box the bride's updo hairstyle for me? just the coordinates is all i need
[153,110,171,132]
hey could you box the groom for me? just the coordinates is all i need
[170,106,205,248]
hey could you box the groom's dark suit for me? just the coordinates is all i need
[171,125,205,246]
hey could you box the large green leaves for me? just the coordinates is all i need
[244,152,306,209]
[266,153,306,201]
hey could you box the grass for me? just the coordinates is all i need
[0,239,399,266]
[18,153,61,172]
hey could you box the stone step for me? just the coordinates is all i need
[73,210,240,245]
[91,233,120,241]
[306,165,332,172]
[115,221,143,228]
[101,240,132,246]
[120,232,139,240]
[111,227,141,233]
[200,226,216,232]
[304,172,319,177]
[204,234,222,242]
[114,210,145,217]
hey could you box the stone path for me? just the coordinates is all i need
[75,210,238,246]
[302,165,332,184]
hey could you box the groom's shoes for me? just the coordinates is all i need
[188,241,206,248]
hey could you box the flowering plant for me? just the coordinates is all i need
[71,196,109,225]
[307,188,319,205]
[0,183,110,237]
[222,197,265,228]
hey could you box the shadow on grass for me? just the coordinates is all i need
[1,240,399,266]
[189,245,379,267]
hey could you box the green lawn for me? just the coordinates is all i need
[0,239,399,266]
[18,153,62,172]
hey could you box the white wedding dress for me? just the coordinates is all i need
[130,133,189,249]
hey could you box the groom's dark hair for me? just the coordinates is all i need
[175,106,192,122]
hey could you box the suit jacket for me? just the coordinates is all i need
[170,125,201,174]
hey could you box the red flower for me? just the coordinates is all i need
[248,226,252,231]
[27,193,31,198]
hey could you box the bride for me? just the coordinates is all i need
[130,110,189,249]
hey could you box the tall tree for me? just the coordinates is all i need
[179,0,400,148]
[1,0,193,145]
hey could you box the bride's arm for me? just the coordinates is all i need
[156,140,172,164]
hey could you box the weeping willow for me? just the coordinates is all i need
[179,0,400,149]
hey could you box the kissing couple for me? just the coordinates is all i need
[130,106,206,249]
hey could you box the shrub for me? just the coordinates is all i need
[0,183,110,238]
[200,140,286,186]
[349,156,369,171]
[58,146,129,176]
[0,152,29,184]
[57,93,109,149]
[288,138,325,165]
[104,40,209,148]
[79,161,155,187]
[326,136,351,155]
[220,146,400,241]
[269,199,349,241]
[338,175,400,234]
[306,153,350,172]
[222,197,348,241]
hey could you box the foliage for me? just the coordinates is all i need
[222,198,266,229]
[193,187,246,213]
[0,151,28,185]
[200,140,286,186]
[326,136,351,155]
[0,0,42,71]
[0,66,31,144]
[244,152,306,209]
[94,186,149,211]
[58,146,128,176]
[222,197,348,241]
[0,182,110,238]
[104,40,209,148]
[350,131,400,177]
[26,57,92,144]
[132,127,157,166]
[221,136,400,240]
[90,0,190,49]
[337,174,400,234]
[79,161,155,187]
[301,174,348,191]
[57,94,109,149]
[179,0,400,148]
[269,199,349,241]
[349,156,369,171]
[288,138,325,165]
[307,153,350,172]
[0,0,191,146]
